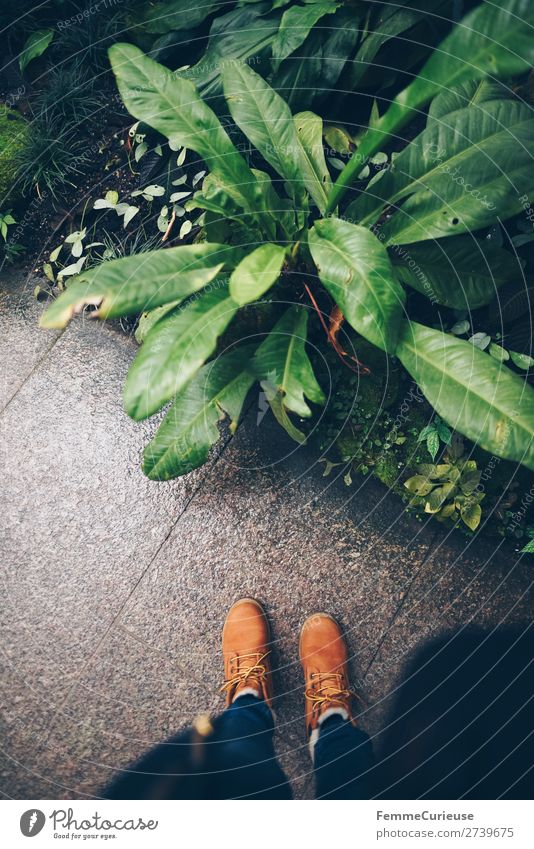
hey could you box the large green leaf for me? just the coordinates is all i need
[270,6,364,110]
[252,304,325,430]
[19,28,54,72]
[308,218,405,354]
[141,0,217,34]
[294,111,331,213]
[396,320,534,471]
[381,108,534,245]
[327,0,534,212]
[390,236,521,309]
[180,4,280,99]
[426,78,514,126]
[39,244,237,329]
[108,43,274,235]
[340,0,434,92]
[124,283,238,421]
[271,1,339,71]
[230,244,286,306]
[222,62,305,204]
[143,346,255,480]
[349,98,534,235]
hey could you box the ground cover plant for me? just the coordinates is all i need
[40,0,534,499]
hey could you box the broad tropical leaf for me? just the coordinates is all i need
[271,6,364,110]
[426,78,514,126]
[294,111,331,213]
[252,305,325,428]
[349,98,534,235]
[124,283,238,421]
[396,320,534,471]
[340,0,434,92]
[39,244,238,328]
[141,0,217,34]
[143,346,255,480]
[271,1,339,71]
[230,244,286,306]
[390,236,521,309]
[222,62,306,204]
[381,101,534,244]
[108,43,275,235]
[180,5,280,98]
[308,218,405,354]
[327,0,534,212]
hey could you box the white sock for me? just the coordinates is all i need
[232,687,261,702]
[309,707,349,761]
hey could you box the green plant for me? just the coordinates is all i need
[0,210,16,241]
[521,529,534,553]
[404,440,485,531]
[143,0,454,112]
[0,106,30,204]
[15,120,85,199]
[33,64,104,127]
[19,28,54,72]
[40,1,534,482]
[417,416,452,461]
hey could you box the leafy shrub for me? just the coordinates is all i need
[141,0,456,112]
[0,106,30,204]
[41,0,534,481]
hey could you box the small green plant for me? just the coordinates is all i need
[404,436,484,531]
[521,529,534,553]
[0,210,16,241]
[40,1,534,481]
[15,121,85,199]
[33,64,103,127]
[417,416,452,461]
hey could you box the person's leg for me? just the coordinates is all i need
[299,613,375,800]
[104,598,291,799]
[211,693,291,798]
[215,598,292,799]
[312,715,375,799]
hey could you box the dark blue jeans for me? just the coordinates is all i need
[105,694,375,799]
[215,695,375,799]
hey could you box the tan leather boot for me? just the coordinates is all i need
[299,613,357,741]
[221,598,273,707]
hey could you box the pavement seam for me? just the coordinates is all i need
[0,327,65,417]
[362,526,442,680]
[35,417,248,743]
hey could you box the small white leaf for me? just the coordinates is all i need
[142,184,165,198]
[65,228,86,244]
[177,147,187,166]
[192,170,206,187]
[179,219,192,239]
[123,206,139,227]
[169,190,191,203]
[58,256,87,278]
[49,245,62,262]
[71,240,83,258]
[134,142,148,162]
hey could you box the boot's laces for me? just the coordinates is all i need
[306,671,355,709]
[220,651,270,695]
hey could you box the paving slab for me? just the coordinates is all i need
[0,271,61,412]
[362,531,533,760]
[0,294,228,796]
[2,281,532,799]
[35,409,437,798]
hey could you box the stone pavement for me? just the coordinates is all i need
[1,271,532,799]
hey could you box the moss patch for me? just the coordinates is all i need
[0,107,30,204]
